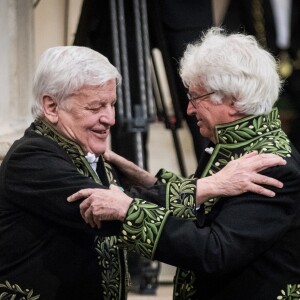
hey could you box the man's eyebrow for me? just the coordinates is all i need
[85,100,105,105]
[85,99,117,106]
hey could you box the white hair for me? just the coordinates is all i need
[179,27,282,115]
[32,46,122,118]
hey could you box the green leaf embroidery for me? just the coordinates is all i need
[0,281,40,299]
[277,283,300,299]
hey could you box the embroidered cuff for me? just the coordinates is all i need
[118,198,171,260]
[155,169,189,184]
[165,179,197,219]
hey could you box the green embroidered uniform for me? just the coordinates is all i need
[118,109,300,299]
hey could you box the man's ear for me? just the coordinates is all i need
[42,96,58,124]
[228,98,245,119]
[228,99,236,115]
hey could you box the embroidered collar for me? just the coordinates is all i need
[33,118,101,183]
[215,107,281,144]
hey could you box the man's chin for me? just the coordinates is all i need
[199,129,209,139]
[89,145,106,156]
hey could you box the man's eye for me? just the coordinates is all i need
[85,102,115,111]
[86,107,101,112]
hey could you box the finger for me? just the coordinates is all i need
[257,157,286,171]
[94,216,101,229]
[80,198,93,210]
[256,153,286,162]
[103,149,113,161]
[246,174,284,197]
[246,183,275,197]
[253,173,284,189]
[79,198,93,220]
[67,188,95,202]
[84,206,96,228]
[246,154,286,172]
[240,151,258,159]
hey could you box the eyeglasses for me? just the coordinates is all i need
[187,91,214,108]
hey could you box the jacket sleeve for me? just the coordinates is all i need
[155,168,194,183]
[1,136,121,236]
[119,162,300,276]
[118,177,198,259]
[128,177,198,218]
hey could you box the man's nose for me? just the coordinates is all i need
[187,101,196,116]
[100,106,115,125]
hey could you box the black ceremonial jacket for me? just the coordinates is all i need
[118,108,300,299]
[0,118,198,300]
[0,119,129,300]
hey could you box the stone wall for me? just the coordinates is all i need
[0,0,83,164]
[0,0,34,163]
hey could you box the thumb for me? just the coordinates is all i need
[103,149,112,161]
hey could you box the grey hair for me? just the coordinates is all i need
[32,46,122,118]
[179,27,282,115]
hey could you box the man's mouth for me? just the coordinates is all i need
[92,129,109,137]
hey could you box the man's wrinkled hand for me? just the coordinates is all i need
[67,185,133,228]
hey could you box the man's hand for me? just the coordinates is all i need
[196,152,286,205]
[67,185,133,228]
[103,149,156,188]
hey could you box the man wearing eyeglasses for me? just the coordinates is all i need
[68,28,300,299]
